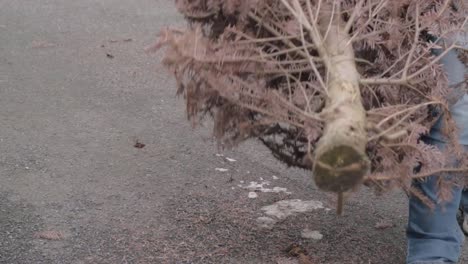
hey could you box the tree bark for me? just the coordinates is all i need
[312,11,370,193]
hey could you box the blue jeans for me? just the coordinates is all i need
[407,137,468,264]
[407,38,468,263]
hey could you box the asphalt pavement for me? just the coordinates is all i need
[0,1,466,263]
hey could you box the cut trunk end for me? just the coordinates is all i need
[313,145,369,193]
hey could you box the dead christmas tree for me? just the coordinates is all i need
[152,0,468,209]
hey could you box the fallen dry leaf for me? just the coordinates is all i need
[298,254,314,264]
[34,230,64,240]
[134,140,145,149]
[286,244,314,264]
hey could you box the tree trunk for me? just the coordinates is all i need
[312,12,370,193]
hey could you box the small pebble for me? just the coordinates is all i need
[301,229,323,240]
[248,192,258,198]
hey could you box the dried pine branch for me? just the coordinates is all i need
[153,0,468,203]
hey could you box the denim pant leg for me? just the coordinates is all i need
[462,190,468,213]
[406,139,465,264]
[407,176,464,264]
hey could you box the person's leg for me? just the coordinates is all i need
[406,138,465,264]
[407,175,464,264]
[462,189,468,213]
[461,189,468,235]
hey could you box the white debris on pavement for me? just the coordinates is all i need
[271,187,289,192]
[256,199,326,229]
[248,192,258,198]
[215,168,229,172]
[226,157,236,162]
[272,175,279,180]
[261,199,324,219]
[240,180,244,184]
[301,229,323,240]
[216,153,224,157]
[243,181,291,194]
